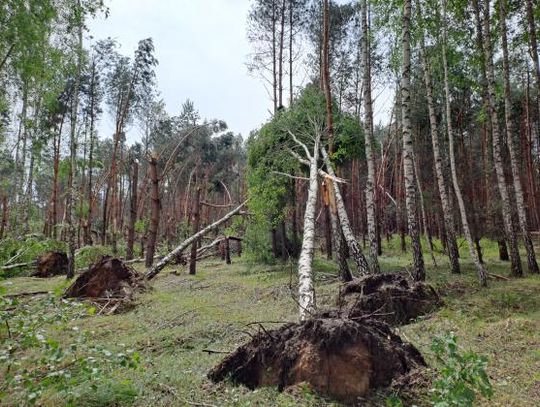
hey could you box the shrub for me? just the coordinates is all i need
[430,332,493,407]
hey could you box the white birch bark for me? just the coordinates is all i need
[321,148,370,274]
[442,0,487,286]
[401,0,425,281]
[361,0,380,274]
[481,0,522,277]
[499,0,539,274]
[297,134,321,321]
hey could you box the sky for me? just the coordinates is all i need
[87,0,394,144]
[88,0,271,142]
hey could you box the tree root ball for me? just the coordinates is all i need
[340,273,442,326]
[64,256,143,299]
[208,316,425,404]
[32,251,68,278]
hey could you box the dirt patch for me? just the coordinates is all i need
[64,256,144,299]
[339,273,441,325]
[31,251,68,278]
[208,315,425,404]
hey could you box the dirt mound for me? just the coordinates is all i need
[64,256,143,299]
[340,273,441,325]
[208,315,425,404]
[32,251,68,278]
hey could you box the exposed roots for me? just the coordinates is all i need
[31,251,68,278]
[340,273,442,325]
[208,315,425,404]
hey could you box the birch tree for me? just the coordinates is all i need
[499,0,539,274]
[401,0,425,281]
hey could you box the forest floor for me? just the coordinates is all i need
[2,237,540,406]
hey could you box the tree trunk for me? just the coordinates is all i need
[500,0,539,274]
[322,182,333,260]
[361,0,380,274]
[321,149,369,275]
[525,0,540,171]
[126,160,138,260]
[0,194,8,239]
[401,0,425,281]
[66,14,83,279]
[417,10,460,273]
[224,237,231,265]
[498,239,510,261]
[481,0,522,277]
[146,200,248,280]
[278,0,286,108]
[145,154,160,268]
[189,187,201,275]
[443,0,487,285]
[297,135,321,321]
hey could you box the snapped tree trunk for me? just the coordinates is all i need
[297,135,321,321]
[145,200,248,280]
[321,148,369,275]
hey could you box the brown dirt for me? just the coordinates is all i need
[64,256,143,299]
[208,315,425,404]
[339,273,442,325]
[32,251,68,278]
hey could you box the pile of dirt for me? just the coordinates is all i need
[339,273,441,325]
[64,256,143,299]
[32,251,68,278]
[208,315,425,404]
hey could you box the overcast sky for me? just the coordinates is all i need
[88,0,394,143]
[88,0,272,142]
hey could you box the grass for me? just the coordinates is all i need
[1,236,540,406]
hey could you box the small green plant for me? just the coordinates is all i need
[430,332,493,407]
[0,291,140,405]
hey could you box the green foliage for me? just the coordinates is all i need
[0,294,139,406]
[430,332,493,407]
[245,84,363,263]
[74,245,114,269]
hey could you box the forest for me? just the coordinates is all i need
[1,0,539,406]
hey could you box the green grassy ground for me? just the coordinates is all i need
[2,237,540,406]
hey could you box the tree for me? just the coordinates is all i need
[400,0,425,281]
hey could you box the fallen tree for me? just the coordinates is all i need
[208,314,425,404]
[145,200,248,280]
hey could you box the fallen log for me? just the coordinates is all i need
[145,200,248,280]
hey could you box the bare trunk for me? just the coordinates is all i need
[126,160,138,260]
[500,0,539,274]
[401,0,425,281]
[189,187,201,275]
[145,154,160,268]
[361,0,380,273]
[481,0,522,277]
[417,8,460,273]
[297,135,320,320]
[146,200,248,280]
[443,0,487,285]
[321,148,369,275]
[0,195,8,239]
[526,0,540,169]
